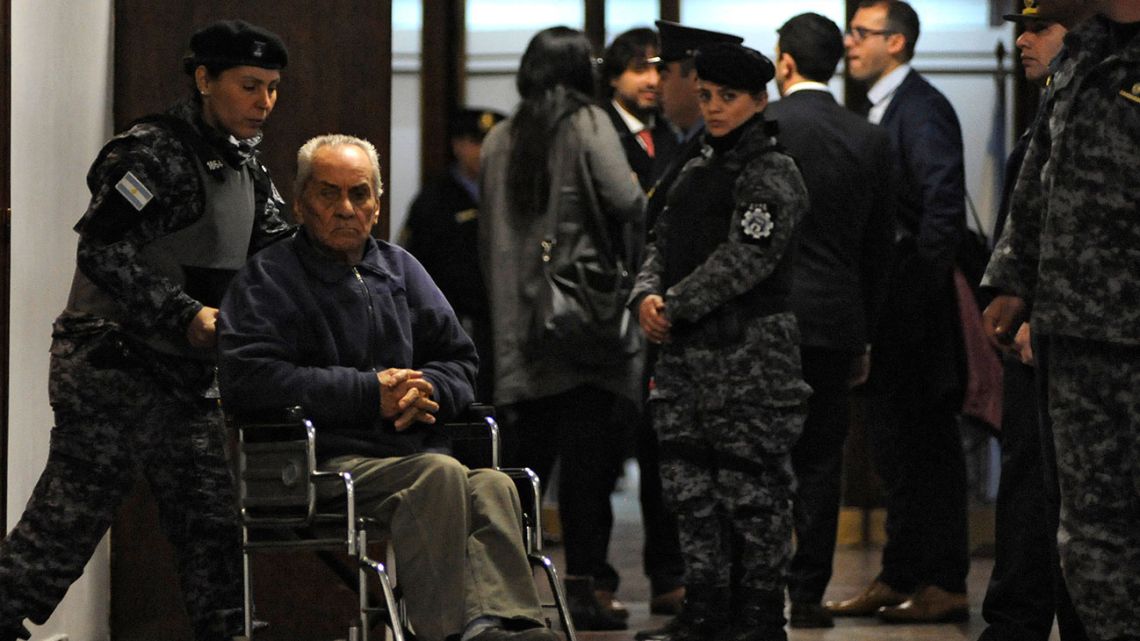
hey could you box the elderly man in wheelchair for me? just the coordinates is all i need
[218,133,560,641]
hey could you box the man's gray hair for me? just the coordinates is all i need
[294,134,385,200]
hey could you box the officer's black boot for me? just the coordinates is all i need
[729,588,788,641]
[563,575,627,631]
[0,622,30,641]
[634,584,729,641]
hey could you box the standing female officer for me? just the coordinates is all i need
[0,20,292,641]
[632,43,811,641]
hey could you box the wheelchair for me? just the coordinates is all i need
[233,405,577,641]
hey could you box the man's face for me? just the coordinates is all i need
[451,135,482,181]
[774,44,791,96]
[658,60,701,130]
[296,144,380,264]
[845,3,902,84]
[611,50,660,115]
[1016,20,1067,84]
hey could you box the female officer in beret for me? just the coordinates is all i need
[0,20,292,641]
[632,42,811,641]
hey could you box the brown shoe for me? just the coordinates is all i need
[649,587,686,615]
[825,580,909,617]
[877,585,969,624]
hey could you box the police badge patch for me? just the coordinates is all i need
[741,202,775,243]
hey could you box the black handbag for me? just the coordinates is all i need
[528,148,641,366]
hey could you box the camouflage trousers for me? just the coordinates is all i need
[0,331,243,640]
[650,318,808,597]
[1040,335,1140,641]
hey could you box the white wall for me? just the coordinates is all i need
[8,1,115,640]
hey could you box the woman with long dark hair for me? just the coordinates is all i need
[479,26,646,632]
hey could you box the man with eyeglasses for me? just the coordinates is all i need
[825,0,971,625]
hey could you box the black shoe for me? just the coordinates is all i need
[563,575,627,631]
[0,623,30,641]
[468,626,560,641]
[634,616,706,641]
[789,602,834,629]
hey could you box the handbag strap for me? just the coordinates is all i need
[541,116,623,267]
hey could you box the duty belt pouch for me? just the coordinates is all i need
[86,330,147,371]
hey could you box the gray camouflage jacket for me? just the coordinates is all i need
[983,16,1140,345]
[61,99,293,344]
[632,116,809,326]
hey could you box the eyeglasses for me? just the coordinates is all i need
[845,26,896,43]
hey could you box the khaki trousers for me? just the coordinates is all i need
[319,452,544,641]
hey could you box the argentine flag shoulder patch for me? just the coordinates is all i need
[115,171,154,211]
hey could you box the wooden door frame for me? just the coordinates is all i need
[1,0,11,531]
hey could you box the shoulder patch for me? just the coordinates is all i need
[741,202,775,242]
[114,171,154,211]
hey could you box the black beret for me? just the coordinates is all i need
[182,20,288,74]
[655,20,743,63]
[449,108,507,141]
[694,43,775,93]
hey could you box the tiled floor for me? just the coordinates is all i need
[536,462,1061,641]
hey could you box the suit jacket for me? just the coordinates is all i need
[766,89,895,352]
[870,69,966,401]
[603,101,678,192]
[879,69,966,283]
[645,126,704,233]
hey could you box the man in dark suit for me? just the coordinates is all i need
[600,27,677,192]
[765,12,895,630]
[824,0,971,624]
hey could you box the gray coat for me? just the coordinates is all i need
[479,104,646,406]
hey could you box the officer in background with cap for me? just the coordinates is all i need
[647,20,743,229]
[402,107,505,402]
[0,20,293,641]
[976,4,1085,641]
[632,42,810,641]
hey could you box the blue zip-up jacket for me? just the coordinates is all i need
[218,230,478,461]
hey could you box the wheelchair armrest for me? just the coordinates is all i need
[497,467,544,554]
[232,407,321,527]
[446,406,500,469]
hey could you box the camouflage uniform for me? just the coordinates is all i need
[633,115,811,640]
[0,99,292,640]
[982,16,1140,641]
